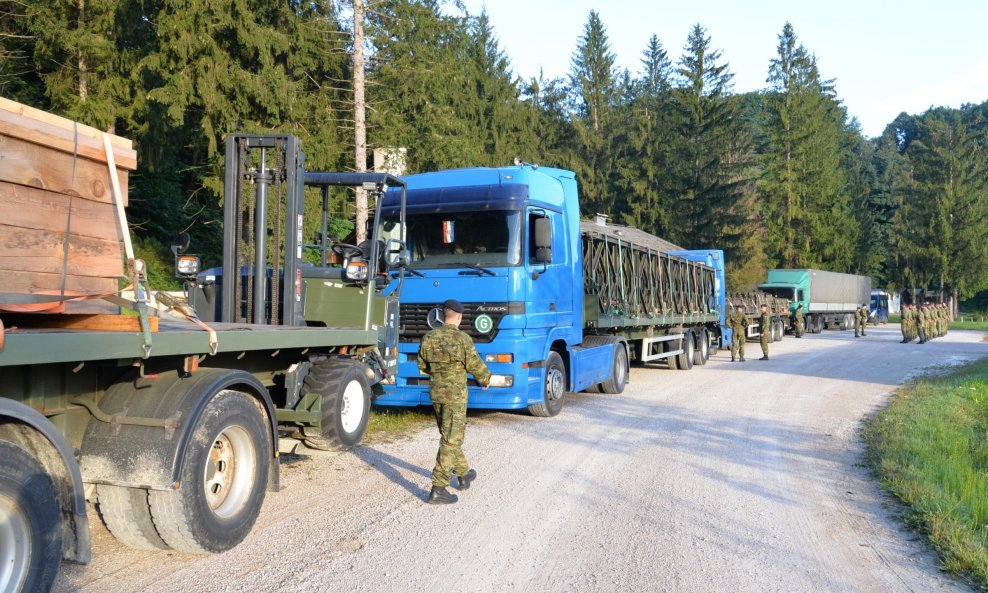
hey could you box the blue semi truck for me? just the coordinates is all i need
[374,164,721,416]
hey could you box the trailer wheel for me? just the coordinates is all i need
[528,351,566,417]
[600,343,628,394]
[149,390,270,554]
[676,330,695,371]
[816,316,825,333]
[693,328,710,366]
[97,485,169,550]
[0,440,61,593]
[302,360,372,449]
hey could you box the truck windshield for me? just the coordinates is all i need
[400,210,522,268]
[762,287,797,301]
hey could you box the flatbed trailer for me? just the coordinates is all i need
[0,123,410,593]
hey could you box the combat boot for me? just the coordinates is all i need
[457,469,477,490]
[759,355,768,361]
[740,356,746,362]
[731,356,736,362]
[427,486,458,504]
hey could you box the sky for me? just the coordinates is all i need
[453,0,988,138]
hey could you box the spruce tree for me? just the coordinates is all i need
[669,24,750,259]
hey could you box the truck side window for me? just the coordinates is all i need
[797,289,804,302]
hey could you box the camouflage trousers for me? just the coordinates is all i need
[432,402,468,488]
[731,332,745,359]
[760,335,769,356]
[855,320,866,337]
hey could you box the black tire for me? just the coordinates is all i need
[600,342,628,394]
[584,383,600,394]
[302,360,372,449]
[0,440,62,593]
[528,351,566,417]
[97,485,169,550]
[676,330,695,371]
[774,320,784,342]
[693,328,710,366]
[666,339,680,370]
[148,390,271,554]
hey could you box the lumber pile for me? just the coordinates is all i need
[0,97,137,314]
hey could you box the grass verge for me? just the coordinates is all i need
[864,359,988,589]
[364,406,433,443]
[951,320,988,331]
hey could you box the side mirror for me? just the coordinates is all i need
[534,217,552,264]
[386,238,407,267]
[172,232,199,279]
[173,232,191,254]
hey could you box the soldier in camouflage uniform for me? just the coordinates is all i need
[900,304,913,343]
[793,304,805,338]
[855,304,868,337]
[726,305,748,362]
[418,299,492,504]
[917,304,928,344]
[758,304,771,360]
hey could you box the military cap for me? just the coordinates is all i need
[443,299,465,313]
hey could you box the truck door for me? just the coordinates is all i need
[526,208,571,330]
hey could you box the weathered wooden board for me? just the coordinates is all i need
[1,272,119,314]
[0,224,124,278]
[0,182,123,242]
[0,97,136,170]
[0,134,128,206]
[0,313,156,332]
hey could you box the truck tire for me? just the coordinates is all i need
[0,440,61,593]
[774,320,783,342]
[97,485,169,550]
[528,351,566,417]
[302,360,372,449]
[600,343,628,394]
[676,330,695,371]
[816,315,825,333]
[148,390,270,554]
[693,328,709,366]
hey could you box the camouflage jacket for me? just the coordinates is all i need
[418,323,492,404]
[759,312,771,334]
[726,311,748,332]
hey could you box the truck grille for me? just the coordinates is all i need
[399,302,522,343]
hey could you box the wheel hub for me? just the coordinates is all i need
[546,367,565,401]
[203,426,257,519]
[340,380,366,434]
[0,492,31,592]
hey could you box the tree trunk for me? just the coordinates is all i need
[353,0,368,243]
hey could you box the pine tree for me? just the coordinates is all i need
[760,22,856,270]
[567,10,619,216]
[669,24,750,258]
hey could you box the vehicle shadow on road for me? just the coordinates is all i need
[352,446,432,500]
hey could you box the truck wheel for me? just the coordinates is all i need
[666,339,680,370]
[149,390,270,554]
[600,343,628,394]
[693,328,709,366]
[0,440,61,593]
[97,485,169,550]
[676,330,695,371]
[528,351,566,417]
[302,360,372,449]
[816,316,825,333]
[774,320,784,342]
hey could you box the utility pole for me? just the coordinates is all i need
[353,0,368,243]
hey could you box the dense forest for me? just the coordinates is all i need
[1,1,986,309]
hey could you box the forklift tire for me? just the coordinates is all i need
[0,440,62,593]
[148,390,270,554]
[528,351,566,417]
[97,485,169,550]
[302,360,372,449]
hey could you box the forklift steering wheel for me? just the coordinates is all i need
[331,243,363,258]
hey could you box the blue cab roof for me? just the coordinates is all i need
[383,165,575,212]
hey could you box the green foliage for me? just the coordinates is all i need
[865,360,988,588]
[133,235,183,291]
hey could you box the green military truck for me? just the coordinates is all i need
[758,269,871,333]
[0,133,408,593]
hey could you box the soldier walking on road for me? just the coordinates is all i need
[418,299,492,505]
[758,304,771,360]
[855,304,868,337]
[726,305,748,362]
[793,304,805,338]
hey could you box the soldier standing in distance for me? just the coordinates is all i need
[418,299,492,504]
[855,304,868,337]
[917,304,928,344]
[793,304,805,338]
[758,304,771,360]
[726,305,748,362]
[900,304,912,343]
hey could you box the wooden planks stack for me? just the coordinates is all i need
[0,97,137,314]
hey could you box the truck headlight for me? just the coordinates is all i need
[486,374,514,388]
[484,353,513,363]
[345,261,368,281]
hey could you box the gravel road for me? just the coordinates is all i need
[54,325,988,593]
